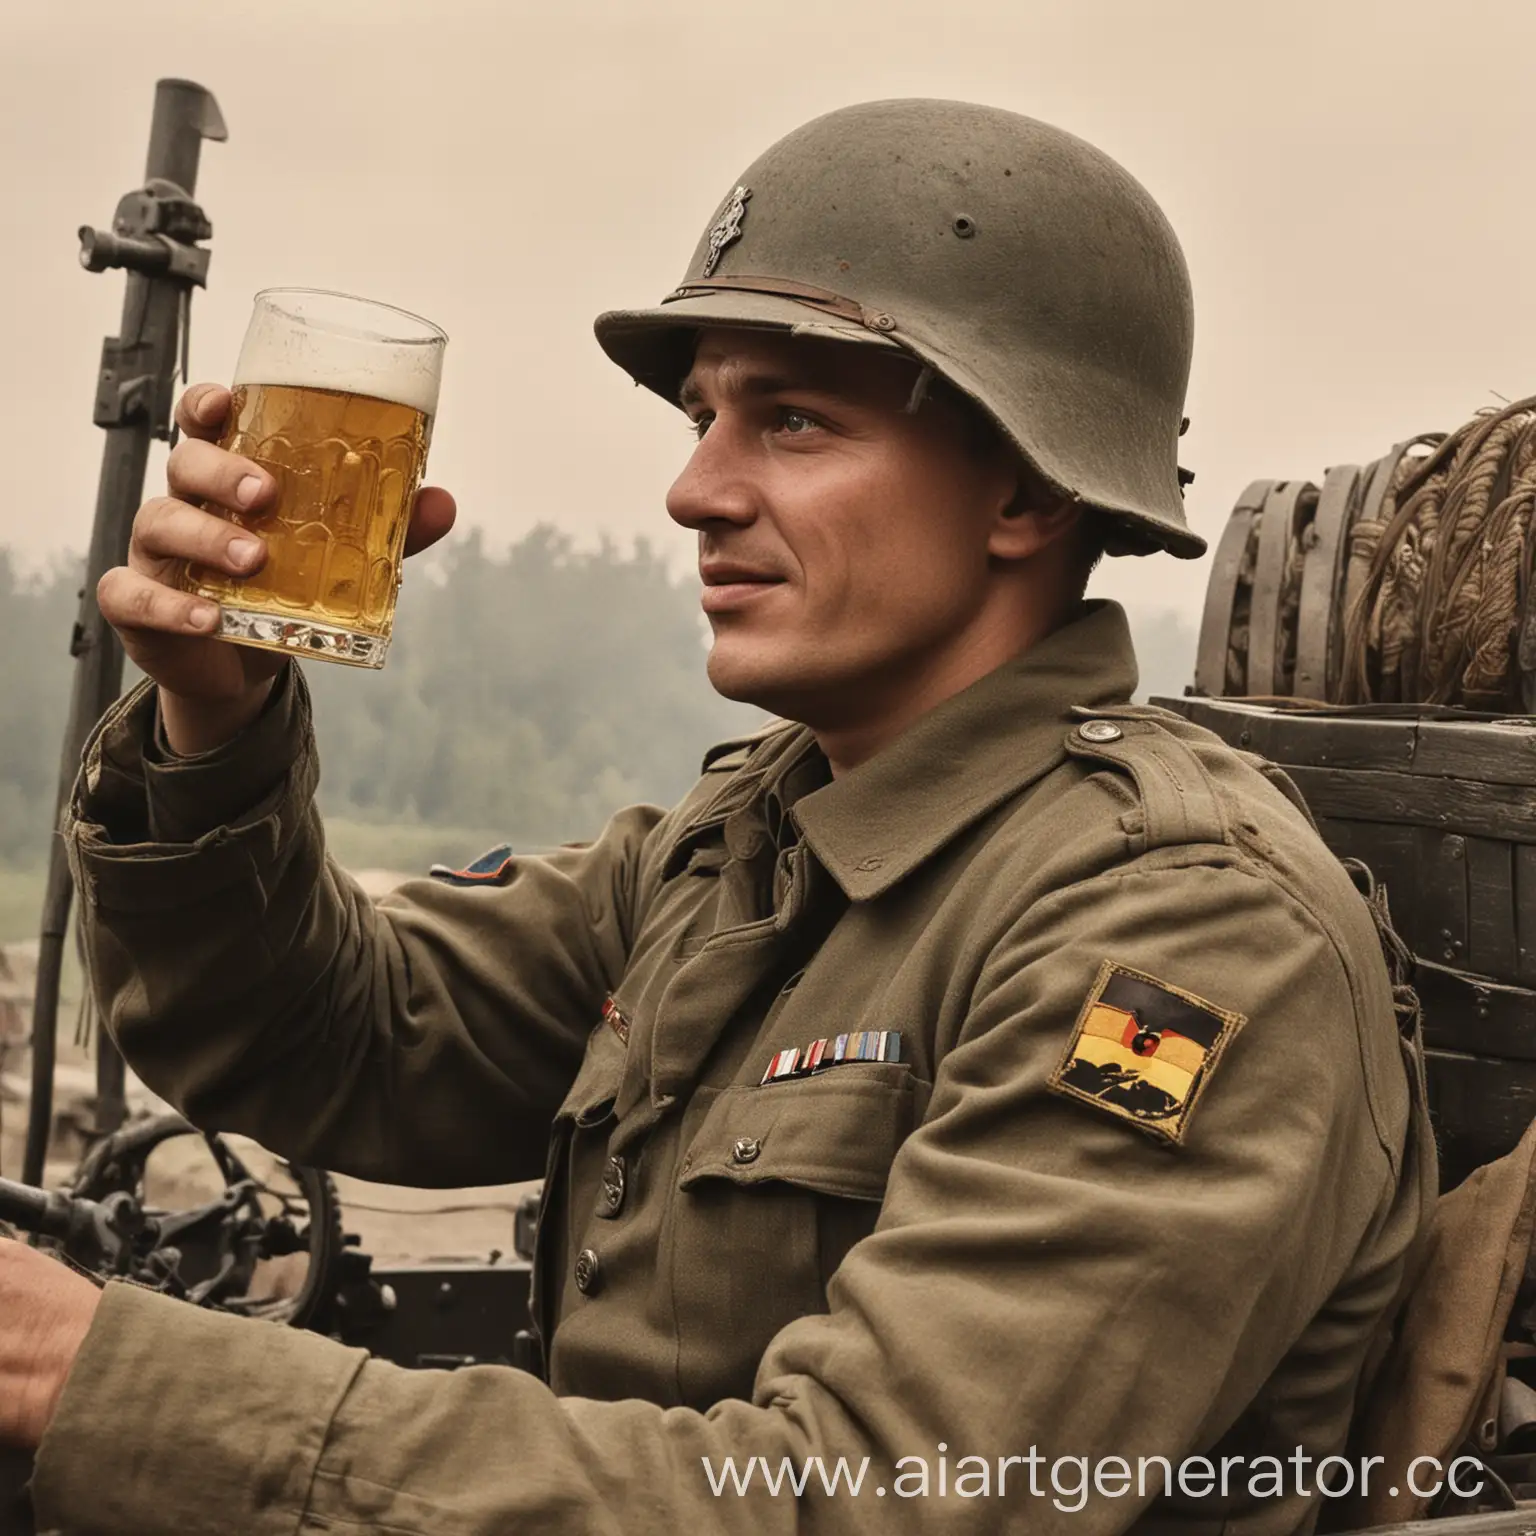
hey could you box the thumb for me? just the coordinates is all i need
[404,486,457,558]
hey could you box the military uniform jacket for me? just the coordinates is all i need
[42,602,1432,1536]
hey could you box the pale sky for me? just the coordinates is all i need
[5,0,1535,626]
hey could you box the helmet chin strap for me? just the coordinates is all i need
[903,365,935,415]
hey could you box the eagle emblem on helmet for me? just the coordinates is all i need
[702,184,752,277]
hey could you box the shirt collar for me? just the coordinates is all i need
[790,600,1138,900]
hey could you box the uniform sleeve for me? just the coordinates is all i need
[140,663,310,844]
[64,668,670,1187]
[33,851,1426,1536]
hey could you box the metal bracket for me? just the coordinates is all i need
[91,340,158,429]
[80,177,214,433]
[78,178,213,287]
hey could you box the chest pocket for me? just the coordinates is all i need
[670,1062,928,1406]
[679,1062,922,1197]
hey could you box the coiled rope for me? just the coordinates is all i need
[1340,396,1536,708]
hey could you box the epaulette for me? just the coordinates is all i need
[700,717,796,774]
[1065,706,1230,851]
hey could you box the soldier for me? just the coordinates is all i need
[0,99,1432,1534]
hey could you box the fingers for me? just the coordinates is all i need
[172,384,234,444]
[98,564,221,637]
[403,486,457,558]
[131,496,267,578]
[167,435,276,514]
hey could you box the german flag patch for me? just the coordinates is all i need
[1048,961,1244,1146]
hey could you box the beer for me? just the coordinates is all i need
[181,289,446,668]
[187,382,431,663]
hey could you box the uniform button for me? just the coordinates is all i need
[599,1155,627,1216]
[574,1248,602,1295]
[1077,720,1124,744]
[732,1136,762,1165]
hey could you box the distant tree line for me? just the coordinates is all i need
[0,530,763,864]
[1,548,78,865]
[304,526,765,845]
[0,532,1197,868]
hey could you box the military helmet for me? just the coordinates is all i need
[594,98,1203,559]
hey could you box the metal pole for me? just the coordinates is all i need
[23,79,226,1186]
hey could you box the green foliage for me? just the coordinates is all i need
[0,551,80,867]
[0,528,768,931]
[302,526,767,847]
[0,535,1199,935]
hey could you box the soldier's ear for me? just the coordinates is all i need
[996,452,1062,520]
[988,490,1080,561]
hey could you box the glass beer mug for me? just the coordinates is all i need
[180,288,447,667]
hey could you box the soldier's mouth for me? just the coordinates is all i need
[699,561,785,584]
[699,574,787,612]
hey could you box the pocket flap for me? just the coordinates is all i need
[679,1064,922,1202]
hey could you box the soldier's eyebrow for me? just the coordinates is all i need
[678,367,812,412]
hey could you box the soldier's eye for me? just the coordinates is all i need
[778,409,818,435]
[688,413,714,440]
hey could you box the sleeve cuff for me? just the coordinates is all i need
[142,662,304,844]
[65,666,319,914]
[32,1282,367,1536]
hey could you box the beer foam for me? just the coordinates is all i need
[233,291,444,416]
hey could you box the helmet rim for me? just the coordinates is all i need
[595,290,1207,561]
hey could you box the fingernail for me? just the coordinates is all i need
[235,475,265,508]
[229,536,262,568]
[194,390,223,422]
[190,602,219,630]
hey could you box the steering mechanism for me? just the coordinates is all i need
[0,1114,343,1328]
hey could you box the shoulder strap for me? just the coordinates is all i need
[1065,713,1229,850]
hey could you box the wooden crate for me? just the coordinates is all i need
[1159,694,1536,1188]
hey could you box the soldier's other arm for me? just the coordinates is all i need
[36,851,1428,1535]
[66,664,671,1186]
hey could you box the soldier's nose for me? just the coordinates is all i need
[666,438,757,531]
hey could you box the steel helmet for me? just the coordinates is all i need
[594,98,1202,558]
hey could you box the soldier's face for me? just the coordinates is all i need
[669,328,1026,730]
